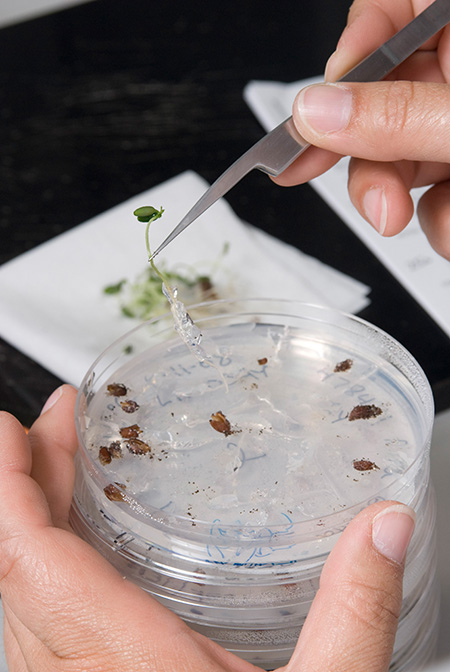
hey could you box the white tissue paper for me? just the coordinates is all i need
[0,171,370,385]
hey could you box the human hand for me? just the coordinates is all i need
[0,384,415,672]
[274,0,450,260]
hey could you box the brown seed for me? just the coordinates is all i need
[120,424,142,438]
[353,459,379,472]
[348,404,382,421]
[120,399,140,413]
[199,276,212,290]
[104,483,126,501]
[197,276,218,301]
[210,411,232,436]
[98,446,112,465]
[107,383,128,397]
[126,438,151,455]
[334,358,353,373]
[258,357,268,366]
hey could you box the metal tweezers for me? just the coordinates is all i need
[151,0,450,258]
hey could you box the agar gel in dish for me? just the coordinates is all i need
[71,300,438,670]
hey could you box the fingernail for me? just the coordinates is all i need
[40,385,64,415]
[372,504,416,564]
[324,50,338,81]
[363,187,388,235]
[295,83,352,134]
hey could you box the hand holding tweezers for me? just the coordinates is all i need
[151,0,450,258]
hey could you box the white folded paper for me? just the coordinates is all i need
[0,171,370,386]
[244,77,450,340]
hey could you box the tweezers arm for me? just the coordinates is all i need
[252,117,310,176]
[156,120,310,252]
[153,151,258,253]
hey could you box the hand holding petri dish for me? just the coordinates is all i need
[71,299,438,670]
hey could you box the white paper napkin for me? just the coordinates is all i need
[244,77,450,340]
[0,171,370,386]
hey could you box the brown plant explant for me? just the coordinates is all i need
[126,438,151,455]
[334,359,353,373]
[348,404,382,421]
[120,399,140,414]
[352,459,379,472]
[210,411,232,436]
[108,441,123,458]
[98,446,112,465]
[104,483,127,502]
[107,383,128,397]
[120,424,142,438]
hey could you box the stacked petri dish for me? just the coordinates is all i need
[70,299,439,670]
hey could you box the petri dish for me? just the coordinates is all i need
[70,299,438,669]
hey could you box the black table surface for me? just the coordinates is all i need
[1,0,450,427]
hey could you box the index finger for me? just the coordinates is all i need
[325,0,438,82]
[28,384,78,529]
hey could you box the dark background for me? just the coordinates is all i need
[1,0,449,427]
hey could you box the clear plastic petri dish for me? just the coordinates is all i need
[70,299,438,670]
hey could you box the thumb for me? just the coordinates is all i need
[292,80,450,163]
[287,501,415,672]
